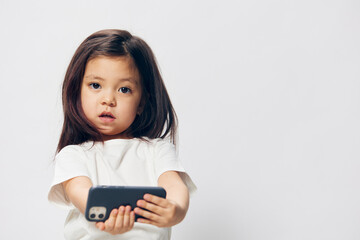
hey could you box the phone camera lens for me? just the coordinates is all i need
[90,214,96,219]
[98,214,104,219]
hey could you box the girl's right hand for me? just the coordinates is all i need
[95,205,135,235]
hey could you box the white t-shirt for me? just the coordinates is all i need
[48,138,196,240]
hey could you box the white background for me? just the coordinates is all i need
[0,0,359,239]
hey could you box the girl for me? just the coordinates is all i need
[48,29,196,240]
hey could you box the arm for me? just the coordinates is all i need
[62,176,93,214]
[134,171,190,227]
[62,176,135,234]
[159,170,189,222]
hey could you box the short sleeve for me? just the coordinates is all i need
[48,146,91,209]
[153,140,197,195]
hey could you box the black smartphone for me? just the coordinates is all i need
[85,185,166,222]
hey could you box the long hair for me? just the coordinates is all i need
[57,29,177,153]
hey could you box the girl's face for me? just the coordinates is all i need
[81,56,142,140]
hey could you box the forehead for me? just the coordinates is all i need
[84,56,140,84]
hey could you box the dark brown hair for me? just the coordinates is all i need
[57,29,177,152]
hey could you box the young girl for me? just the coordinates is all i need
[48,29,196,240]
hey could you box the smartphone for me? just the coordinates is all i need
[85,185,166,222]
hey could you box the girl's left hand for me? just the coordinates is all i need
[134,194,185,228]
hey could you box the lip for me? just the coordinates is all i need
[99,111,116,123]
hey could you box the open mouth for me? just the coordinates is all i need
[99,112,115,119]
[100,114,115,118]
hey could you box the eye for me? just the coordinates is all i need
[119,87,131,94]
[89,83,101,89]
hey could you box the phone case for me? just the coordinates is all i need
[85,185,166,222]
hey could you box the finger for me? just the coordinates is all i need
[105,209,118,231]
[114,206,125,229]
[123,205,132,228]
[134,207,160,222]
[144,194,169,207]
[137,199,164,215]
[96,222,105,231]
[137,217,160,227]
[129,211,135,228]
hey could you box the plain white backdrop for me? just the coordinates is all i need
[0,0,359,239]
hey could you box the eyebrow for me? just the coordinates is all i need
[84,74,138,84]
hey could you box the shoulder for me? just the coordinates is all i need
[57,143,86,154]
[143,138,176,151]
[145,138,177,161]
[145,137,174,146]
[55,142,96,160]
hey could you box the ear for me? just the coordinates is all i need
[137,97,146,115]
[137,107,143,115]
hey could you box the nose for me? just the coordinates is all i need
[101,92,116,107]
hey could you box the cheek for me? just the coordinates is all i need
[80,92,87,110]
[80,89,95,115]
[118,101,140,116]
